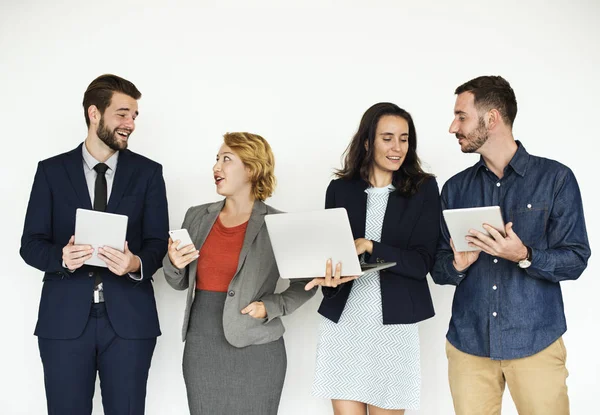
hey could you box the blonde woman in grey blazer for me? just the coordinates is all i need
[163,132,316,415]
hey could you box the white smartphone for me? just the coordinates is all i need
[169,229,195,250]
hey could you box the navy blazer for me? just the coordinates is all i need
[20,143,169,339]
[318,177,440,324]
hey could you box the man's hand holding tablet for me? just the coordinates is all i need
[443,206,530,271]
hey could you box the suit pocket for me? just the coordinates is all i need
[43,273,65,282]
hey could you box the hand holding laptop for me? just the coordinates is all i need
[304,258,359,291]
[265,208,396,284]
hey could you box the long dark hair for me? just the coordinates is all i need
[336,102,433,197]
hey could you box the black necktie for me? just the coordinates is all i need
[93,163,109,212]
[93,163,109,286]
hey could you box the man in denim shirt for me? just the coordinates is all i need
[432,76,591,415]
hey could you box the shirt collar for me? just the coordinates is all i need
[508,141,529,177]
[82,141,119,173]
[476,140,529,177]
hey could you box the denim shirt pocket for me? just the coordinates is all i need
[509,202,549,246]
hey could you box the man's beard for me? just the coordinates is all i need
[97,117,128,151]
[457,116,488,153]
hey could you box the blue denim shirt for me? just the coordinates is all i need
[432,142,591,360]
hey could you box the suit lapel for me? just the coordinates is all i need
[107,149,136,212]
[188,201,223,287]
[350,180,368,238]
[187,200,266,281]
[233,200,267,277]
[63,143,92,209]
[192,201,223,250]
[381,191,407,243]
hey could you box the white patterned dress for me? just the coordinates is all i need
[312,185,421,410]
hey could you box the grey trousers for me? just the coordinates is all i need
[183,290,287,415]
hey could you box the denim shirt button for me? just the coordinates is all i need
[493,258,498,264]
[496,182,501,187]
[493,285,498,290]
[492,312,498,317]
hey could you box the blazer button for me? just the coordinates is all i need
[228,290,235,297]
[88,272,94,277]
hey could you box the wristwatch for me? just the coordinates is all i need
[518,246,532,269]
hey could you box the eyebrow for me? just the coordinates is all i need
[454,110,468,115]
[380,132,409,136]
[116,107,140,116]
[217,152,235,157]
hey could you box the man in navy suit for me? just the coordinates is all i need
[20,74,169,414]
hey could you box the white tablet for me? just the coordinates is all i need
[442,206,505,252]
[74,209,128,267]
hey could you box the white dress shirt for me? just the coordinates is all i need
[62,143,143,283]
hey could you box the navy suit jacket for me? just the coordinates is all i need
[20,143,169,339]
[318,177,440,324]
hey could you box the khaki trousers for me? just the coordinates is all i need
[446,338,569,415]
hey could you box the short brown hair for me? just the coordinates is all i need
[82,74,141,127]
[455,75,518,127]
[223,132,276,201]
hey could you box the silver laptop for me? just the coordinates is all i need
[442,206,506,252]
[265,208,396,279]
[74,209,128,267]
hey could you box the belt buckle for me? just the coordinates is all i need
[93,289,104,303]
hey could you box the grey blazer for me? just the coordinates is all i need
[163,199,317,347]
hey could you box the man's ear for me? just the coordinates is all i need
[487,109,502,130]
[88,105,100,126]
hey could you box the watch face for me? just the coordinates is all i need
[519,259,532,269]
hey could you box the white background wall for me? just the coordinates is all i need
[1,0,598,413]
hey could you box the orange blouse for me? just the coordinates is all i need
[196,216,248,292]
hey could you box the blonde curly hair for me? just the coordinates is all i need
[223,132,276,201]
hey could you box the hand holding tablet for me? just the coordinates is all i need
[442,206,505,252]
[74,209,128,268]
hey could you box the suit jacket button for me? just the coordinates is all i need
[228,290,235,297]
[88,272,94,277]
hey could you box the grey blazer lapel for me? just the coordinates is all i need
[234,200,268,277]
[193,200,224,248]
[187,200,223,286]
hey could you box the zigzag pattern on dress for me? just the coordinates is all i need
[312,185,421,411]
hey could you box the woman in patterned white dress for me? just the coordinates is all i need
[306,103,441,414]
